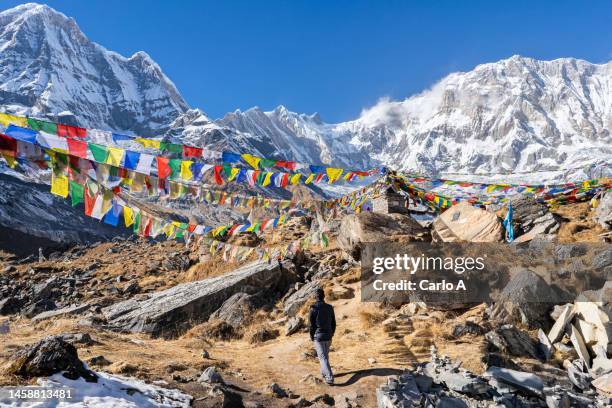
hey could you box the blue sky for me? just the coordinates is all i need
[3,1,612,122]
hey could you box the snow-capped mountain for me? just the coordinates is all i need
[341,56,612,175]
[169,56,611,176]
[0,3,610,177]
[0,3,188,136]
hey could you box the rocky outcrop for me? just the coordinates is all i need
[0,173,126,254]
[337,212,428,260]
[102,260,296,337]
[489,268,561,328]
[510,196,561,242]
[432,202,503,243]
[7,336,97,382]
[595,193,612,230]
[209,292,260,328]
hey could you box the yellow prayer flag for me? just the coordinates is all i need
[135,137,161,149]
[262,172,273,186]
[123,206,134,227]
[326,167,343,183]
[0,113,28,128]
[305,174,315,184]
[242,153,261,170]
[227,167,240,181]
[106,147,125,166]
[51,174,69,198]
[180,160,193,180]
[101,191,113,215]
[290,173,302,185]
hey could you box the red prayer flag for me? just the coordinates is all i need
[57,124,87,138]
[275,160,297,171]
[280,173,289,187]
[84,190,95,216]
[213,165,224,185]
[67,139,88,158]
[157,157,171,179]
[183,145,203,158]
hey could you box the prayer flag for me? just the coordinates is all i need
[106,147,125,166]
[0,113,27,128]
[88,143,109,162]
[69,181,84,206]
[51,173,69,198]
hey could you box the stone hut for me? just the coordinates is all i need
[372,187,410,215]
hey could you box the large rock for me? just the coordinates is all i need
[337,212,428,260]
[510,196,561,242]
[284,280,320,317]
[102,261,294,337]
[595,193,612,230]
[209,292,259,328]
[485,325,541,359]
[7,336,97,382]
[432,202,503,243]
[489,268,560,328]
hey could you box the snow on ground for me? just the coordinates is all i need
[0,371,192,408]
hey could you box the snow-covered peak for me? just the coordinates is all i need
[0,2,189,135]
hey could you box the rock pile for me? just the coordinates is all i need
[510,196,561,243]
[546,282,611,387]
[376,346,611,407]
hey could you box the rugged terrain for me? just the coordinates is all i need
[0,199,611,407]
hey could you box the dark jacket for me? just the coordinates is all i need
[309,301,336,342]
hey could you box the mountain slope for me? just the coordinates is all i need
[343,56,612,174]
[0,2,188,136]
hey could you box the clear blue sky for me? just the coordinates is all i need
[3,1,612,122]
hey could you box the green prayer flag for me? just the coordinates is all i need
[69,181,84,207]
[222,163,232,177]
[168,159,181,179]
[27,118,57,134]
[89,143,109,163]
[161,142,183,155]
[260,158,276,168]
[133,211,141,233]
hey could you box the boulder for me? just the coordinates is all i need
[483,367,544,397]
[285,316,303,336]
[489,268,560,328]
[102,261,293,337]
[199,366,223,384]
[283,280,320,317]
[209,292,258,328]
[337,212,428,260]
[595,193,612,230]
[451,321,485,338]
[266,382,288,398]
[432,202,503,243]
[7,336,97,382]
[510,196,561,241]
[485,325,541,359]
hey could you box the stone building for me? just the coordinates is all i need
[372,187,410,215]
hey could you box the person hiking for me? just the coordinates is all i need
[309,288,336,385]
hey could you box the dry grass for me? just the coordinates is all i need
[358,304,388,328]
[247,325,280,344]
